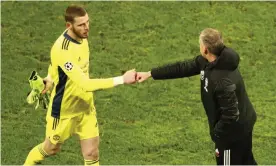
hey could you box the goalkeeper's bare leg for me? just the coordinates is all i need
[81,136,100,166]
[24,138,61,165]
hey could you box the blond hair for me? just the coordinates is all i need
[200,28,224,55]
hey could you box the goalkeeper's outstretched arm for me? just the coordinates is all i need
[44,58,137,93]
[54,49,136,91]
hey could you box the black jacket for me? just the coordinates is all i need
[151,46,257,146]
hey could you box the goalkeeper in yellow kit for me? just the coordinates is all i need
[24,5,136,165]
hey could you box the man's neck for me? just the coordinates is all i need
[67,29,81,42]
[206,53,217,62]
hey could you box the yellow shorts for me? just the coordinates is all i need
[46,111,99,145]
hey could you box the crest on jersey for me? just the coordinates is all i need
[64,62,73,71]
[53,135,60,141]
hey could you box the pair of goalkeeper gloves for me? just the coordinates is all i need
[26,71,51,110]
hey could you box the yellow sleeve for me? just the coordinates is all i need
[54,49,115,92]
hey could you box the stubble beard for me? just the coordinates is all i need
[72,27,88,39]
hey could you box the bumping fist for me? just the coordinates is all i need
[123,69,137,84]
[136,71,151,83]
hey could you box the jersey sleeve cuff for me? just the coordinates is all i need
[113,76,124,86]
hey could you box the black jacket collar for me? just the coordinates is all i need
[206,46,240,71]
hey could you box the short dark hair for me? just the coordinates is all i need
[64,5,87,23]
[200,28,224,55]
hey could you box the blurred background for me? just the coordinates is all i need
[1,1,276,164]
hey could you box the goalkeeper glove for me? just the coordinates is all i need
[26,71,50,110]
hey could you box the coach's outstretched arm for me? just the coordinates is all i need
[137,55,207,82]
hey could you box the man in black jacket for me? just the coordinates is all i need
[136,28,257,165]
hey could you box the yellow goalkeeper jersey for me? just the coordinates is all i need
[47,30,115,118]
